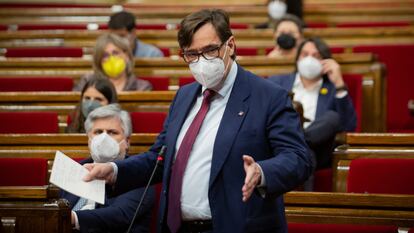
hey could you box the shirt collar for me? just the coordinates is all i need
[294,72,323,91]
[202,60,238,98]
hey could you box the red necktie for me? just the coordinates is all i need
[167,89,214,233]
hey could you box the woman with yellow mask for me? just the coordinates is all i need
[74,33,152,92]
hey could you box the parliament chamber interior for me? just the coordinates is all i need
[0,0,413,232]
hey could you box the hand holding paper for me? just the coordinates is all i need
[50,151,105,204]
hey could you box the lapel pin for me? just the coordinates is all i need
[238,111,244,116]
[320,87,328,95]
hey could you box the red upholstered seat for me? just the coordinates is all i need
[139,77,170,90]
[0,158,48,186]
[17,24,88,30]
[337,21,411,28]
[342,74,363,132]
[236,47,258,56]
[330,46,345,54]
[313,168,332,192]
[409,228,414,233]
[159,47,170,57]
[130,112,167,133]
[306,22,329,28]
[5,47,83,57]
[347,158,414,195]
[178,77,196,87]
[230,23,249,29]
[0,25,7,30]
[0,77,73,92]
[289,223,398,233]
[0,112,59,133]
[352,44,414,132]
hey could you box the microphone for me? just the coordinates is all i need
[125,145,166,233]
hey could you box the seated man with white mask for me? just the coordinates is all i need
[268,37,357,171]
[60,104,154,233]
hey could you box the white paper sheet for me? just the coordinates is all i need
[50,151,105,204]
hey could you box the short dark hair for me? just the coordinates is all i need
[177,9,235,59]
[274,14,305,35]
[108,11,136,32]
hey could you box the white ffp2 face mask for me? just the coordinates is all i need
[268,0,287,20]
[297,56,323,80]
[189,42,229,89]
[89,132,125,163]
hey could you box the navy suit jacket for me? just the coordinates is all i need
[60,157,154,233]
[114,65,313,233]
[268,73,357,132]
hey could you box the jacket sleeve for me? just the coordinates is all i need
[76,187,155,233]
[257,88,314,196]
[334,93,357,132]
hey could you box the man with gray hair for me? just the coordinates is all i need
[61,104,154,233]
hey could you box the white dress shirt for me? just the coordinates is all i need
[175,61,238,220]
[292,73,323,129]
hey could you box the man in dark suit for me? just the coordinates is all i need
[84,9,313,233]
[268,37,357,169]
[61,104,154,233]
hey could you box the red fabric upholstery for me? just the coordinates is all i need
[150,183,162,233]
[353,44,414,132]
[337,21,411,28]
[347,158,414,195]
[409,228,414,233]
[289,223,398,233]
[330,46,345,54]
[130,112,167,133]
[0,25,7,30]
[343,74,363,132]
[306,22,329,28]
[0,112,59,133]
[178,77,195,87]
[236,47,258,56]
[0,3,108,8]
[230,23,249,29]
[139,77,170,90]
[18,24,88,30]
[0,77,73,92]
[0,158,48,186]
[5,47,83,57]
[313,168,332,192]
[159,47,170,57]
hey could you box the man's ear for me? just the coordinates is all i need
[227,36,236,57]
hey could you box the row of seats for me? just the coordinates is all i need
[1,46,348,57]
[2,157,413,194]
[0,111,166,134]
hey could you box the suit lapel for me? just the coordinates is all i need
[164,84,201,176]
[209,65,250,187]
[315,79,331,118]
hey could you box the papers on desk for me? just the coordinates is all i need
[50,151,105,204]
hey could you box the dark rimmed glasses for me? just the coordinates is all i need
[181,43,225,64]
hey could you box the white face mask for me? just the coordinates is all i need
[268,0,287,20]
[297,56,323,80]
[89,132,126,163]
[189,42,229,89]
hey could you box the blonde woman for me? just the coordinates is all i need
[74,33,152,92]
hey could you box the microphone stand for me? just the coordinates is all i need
[125,146,166,233]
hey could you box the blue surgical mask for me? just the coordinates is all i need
[81,99,102,118]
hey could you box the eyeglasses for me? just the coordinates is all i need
[181,43,225,64]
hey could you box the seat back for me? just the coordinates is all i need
[5,47,83,57]
[130,112,167,133]
[289,223,398,233]
[0,112,59,133]
[0,77,73,92]
[139,77,170,90]
[0,158,48,186]
[178,77,196,87]
[347,158,414,194]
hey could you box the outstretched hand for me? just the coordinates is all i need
[83,163,115,184]
[242,155,262,202]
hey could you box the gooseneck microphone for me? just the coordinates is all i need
[125,145,167,233]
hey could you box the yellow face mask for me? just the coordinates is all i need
[102,55,126,78]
